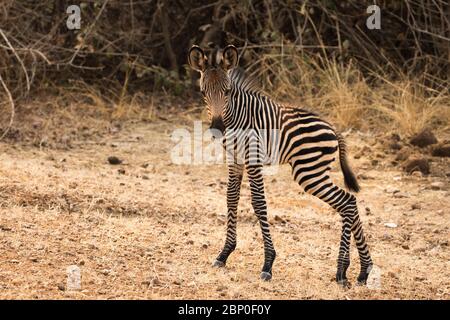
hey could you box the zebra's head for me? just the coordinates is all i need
[188,45,239,134]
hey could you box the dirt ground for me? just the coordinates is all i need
[0,106,449,300]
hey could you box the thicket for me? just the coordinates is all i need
[0,1,449,133]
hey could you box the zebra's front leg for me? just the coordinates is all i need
[247,164,276,281]
[213,163,244,268]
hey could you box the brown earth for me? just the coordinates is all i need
[0,107,449,300]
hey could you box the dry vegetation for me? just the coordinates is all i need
[0,1,449,300]
[1,1,449,136]
[0,102,449,299]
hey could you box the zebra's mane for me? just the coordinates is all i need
[229,68,263,95]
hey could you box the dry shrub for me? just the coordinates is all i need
[0,1,448,137]
[246,45,449,135]
[370,81,450,136]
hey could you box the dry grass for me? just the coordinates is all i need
[250,49,450,135]
[370,81,450,136]
[0,102,449,299]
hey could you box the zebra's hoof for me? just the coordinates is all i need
[357,272,370,286]
[212,260,225,268]
[260,271,272,281]
[337,279,351,289]
[356,279,367,286]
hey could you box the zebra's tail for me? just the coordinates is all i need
[337,133,360,193]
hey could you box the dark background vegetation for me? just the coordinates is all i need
[0,0,449,134]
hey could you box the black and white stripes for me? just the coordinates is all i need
[188,45,373,286]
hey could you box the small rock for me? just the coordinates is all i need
[384,222,397,228]
[431,144,450,157]
[404,158,430,175]
[142,175,149,180]
[409,129,438,148]
[389,142,402,150]
[382,233,393,240]
[411,171,423,178]
[385,187,400,194]
[107,156,122,165]
[150,277,162,286]
[393,192,409,198]
[411,203,421,210]
[395,148,411,162]
[430,182,444,190]
[216,285,228,291]
[100,269,111,275]
[390,133,401,142]
[388,271,398,279]
[365,207,371,215]
[57,283,66,291]
[401,244,409,250]
[414,276,426,282]
[117,169,126,175]
[202,243,208,249]
[361,145,371,153]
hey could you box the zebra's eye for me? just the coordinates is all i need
[200,90,206,97]
[225,89,231,96]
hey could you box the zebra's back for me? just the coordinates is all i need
[278,107,339,165]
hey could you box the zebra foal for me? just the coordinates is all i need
[188,44,373,286]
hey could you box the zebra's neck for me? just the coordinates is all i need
[224,86,282,130]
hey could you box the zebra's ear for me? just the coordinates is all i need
[188,45,206,72]
[221,45,238,71]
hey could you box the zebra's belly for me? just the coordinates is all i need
[223,126,339,166]
[223,131,282,166]
[282,135,340,167]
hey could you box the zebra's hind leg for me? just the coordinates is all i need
[294,168,372,287]
[213,164,244,268]
[352,216,373,285]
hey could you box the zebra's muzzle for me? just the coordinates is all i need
[210,117,225,135]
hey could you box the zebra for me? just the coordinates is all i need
[188,44,373,286]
